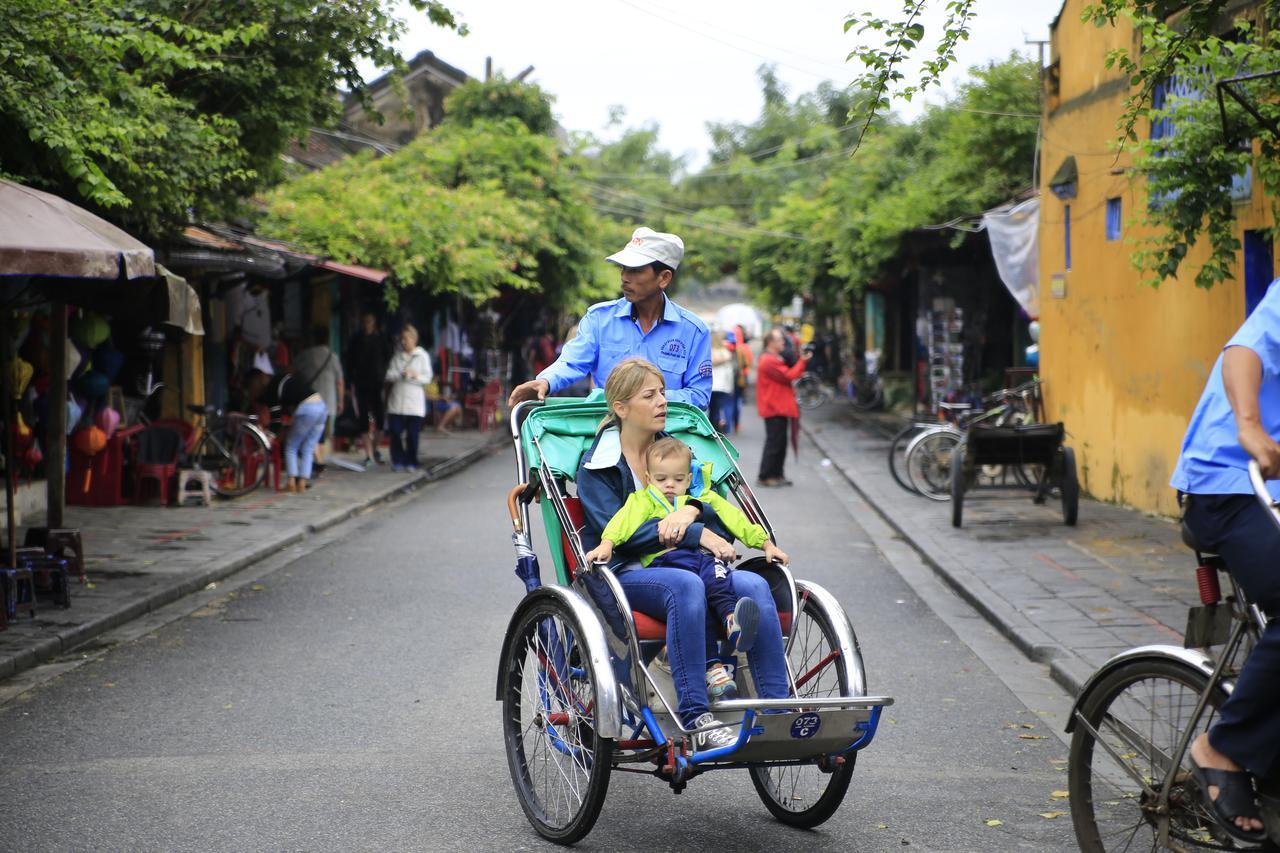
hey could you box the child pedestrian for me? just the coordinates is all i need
[583,436,789,698]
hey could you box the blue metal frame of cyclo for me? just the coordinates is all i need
[639,707,762,768]
[536,629,592,760]
[843,705,882,753]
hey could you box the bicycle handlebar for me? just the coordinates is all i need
[1247,460,1280,533]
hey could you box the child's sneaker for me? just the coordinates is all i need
[706,661,738,700]
[725,597,760,653]
[691,712,738,751]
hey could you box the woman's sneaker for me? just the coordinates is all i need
[706,662,738,700]
[725,597,760,652]
[691,713,738,751]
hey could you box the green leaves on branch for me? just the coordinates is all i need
[262,118,603,310]
[0,0,462,238]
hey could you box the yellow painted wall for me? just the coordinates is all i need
[1039,0,1274,515]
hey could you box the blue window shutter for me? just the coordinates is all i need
[1106,198,1122,241]
[1065,204,1072,271]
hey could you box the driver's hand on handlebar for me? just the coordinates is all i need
[507,378,550,408]
[657,505,700,546]
[1240,423,1280,479]
[700,529,737,562]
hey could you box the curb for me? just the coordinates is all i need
[0,431,508,681]
[803,422,1092,699]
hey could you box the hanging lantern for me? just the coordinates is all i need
[9,356,32,398]
[72,426,108,494]
[94,406,121,439]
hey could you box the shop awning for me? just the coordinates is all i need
[0,179,155,279]
[159,264,204,335]
[316,259,390,283]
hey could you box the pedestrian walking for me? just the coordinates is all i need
[756,328,810,487]
[346,312,390,466]
[710,331,735,434]
[385,323,432,472]
[506,226,712,409]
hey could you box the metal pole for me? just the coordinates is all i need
[2,309,16,567]
[47,301,67,528]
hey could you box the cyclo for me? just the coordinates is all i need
[497,396,893,844]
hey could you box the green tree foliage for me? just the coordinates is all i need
[444,75,557,135]
[0,0,461,238]
[848,1,1280,290]
[262,116,605,310]
[1129,14,1280,289]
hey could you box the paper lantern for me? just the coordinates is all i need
[66,397,82,434]
[10,413,33,452]
[65,339,83,379]
[94,406,121,439]
[21,445,43,470]
[70,312,110,349]
[77,370,109,400]
[9,356,32,398]
[73,425,108,494]
[93,341,124,382]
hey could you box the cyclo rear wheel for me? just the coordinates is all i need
[1069,658,1226,852]
[750,596,855,828]
[502,598,612,845]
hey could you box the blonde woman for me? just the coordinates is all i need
[384,323,432,472]
[575,357,792,751]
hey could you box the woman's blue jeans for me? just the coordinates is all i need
[617,565,791,728]
[285,400,327,479]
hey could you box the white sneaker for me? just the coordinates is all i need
[692,713,738,751]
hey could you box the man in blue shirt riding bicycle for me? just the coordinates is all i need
[1172,278,1280,842]
[506,227,712,410]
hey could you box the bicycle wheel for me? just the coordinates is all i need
[888,424,928,493]
[905,428,962,501]
[750,598,854,828]
[1069,658,1227,852]
[849,377,883,411]
[796,376,829,410]
[197,421,269,498]
[502,598,612,844]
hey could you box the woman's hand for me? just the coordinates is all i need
[657,505,700,546]
[700,529,736,562]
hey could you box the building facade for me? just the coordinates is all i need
[1038,0,1275,514]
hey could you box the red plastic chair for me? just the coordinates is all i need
[132,426,183,506]
[462,380,502,432]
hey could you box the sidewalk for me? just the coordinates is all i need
[0,428,507,680]
[802,404,1197,696]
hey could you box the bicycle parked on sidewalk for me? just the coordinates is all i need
[135,381,273,498]
[891,379,1043,500]
[1066,460,1280,851]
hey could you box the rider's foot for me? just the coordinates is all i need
[1190,733,1265,837]
[726,597,760,653]
[691,713,738,751]
[706,662,738,700]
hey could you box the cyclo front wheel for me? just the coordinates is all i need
[502,598,612,845]
[750,595,855,828]
[1069,658,1226,852]
[796,375,829,410]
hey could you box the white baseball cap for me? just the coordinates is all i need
[605,227,684,270]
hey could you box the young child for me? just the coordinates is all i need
[583,437,789,696]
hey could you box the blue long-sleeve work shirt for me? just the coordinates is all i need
[537,295,712,410]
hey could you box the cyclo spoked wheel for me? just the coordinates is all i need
[502,599,612,845]
[905,428,962,501]
[750,599,855,828]
[1069,659,1227,852]
[796,376,829,410]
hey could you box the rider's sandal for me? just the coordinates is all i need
[1189,757,1267,844]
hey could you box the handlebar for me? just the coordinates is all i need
[1247,460,1280,532]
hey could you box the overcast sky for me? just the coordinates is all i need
[377,0,1064,169]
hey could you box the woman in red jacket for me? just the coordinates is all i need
[755,328,811,486]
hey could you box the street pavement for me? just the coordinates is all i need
[802,402,1198,697]
[0,428,507,688]
[0,404,1080,851]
